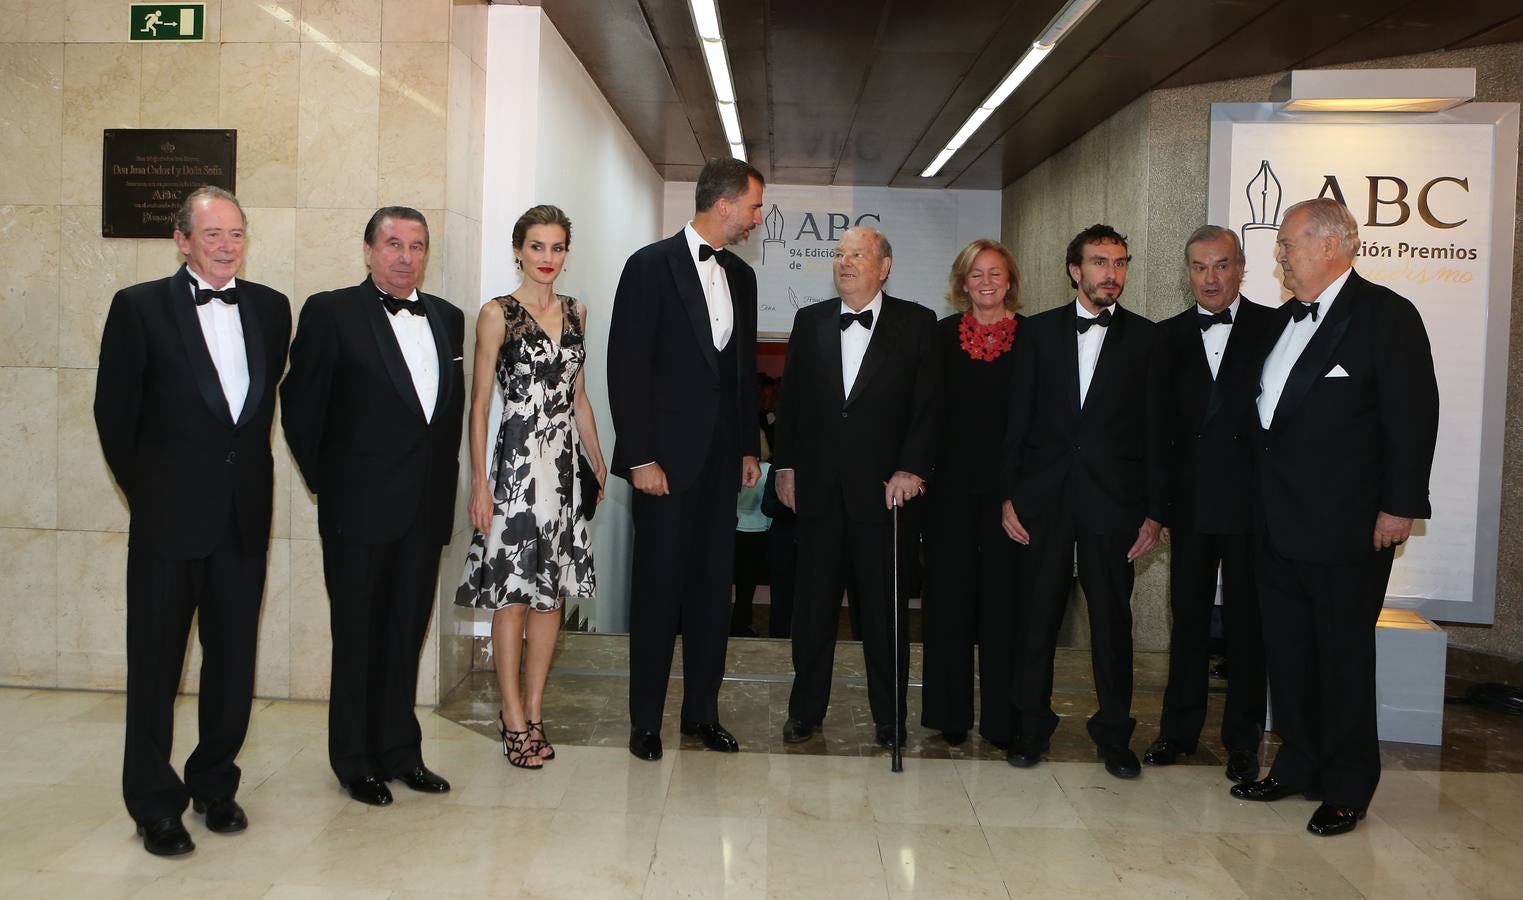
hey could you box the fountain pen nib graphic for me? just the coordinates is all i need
[762,204,785,264]
[1241,159,1283,239]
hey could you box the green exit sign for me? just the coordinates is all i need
[129,4,205,41]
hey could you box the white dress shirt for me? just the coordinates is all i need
[385,289,439,423]
[1075,298,1114,408]
[1198,295,1242,380]
[841,291,884,398]
[683,223,734,349]
[188,269,249,421]
[1258,266,1352,428]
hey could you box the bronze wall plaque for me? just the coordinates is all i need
[102,129,237,238]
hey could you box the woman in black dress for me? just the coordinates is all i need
[921,239,1023,748]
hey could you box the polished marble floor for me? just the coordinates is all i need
[5,644,1523,897]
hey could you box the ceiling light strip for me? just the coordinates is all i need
[690,0,746,160]
[920,0,1102,178]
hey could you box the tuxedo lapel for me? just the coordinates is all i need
[1203,308,1251,425]
[1080,305,1124,418]
[421,294,453,422]
[234,293,267,428]
[845,298,895,408]
[666,236,720,377]
[1269,287,1355,434]
[816,303,846,410]
[1061,304,1081,417]
[168,266,235,426]
[362,280,428,421]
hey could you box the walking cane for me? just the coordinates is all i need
[889,501,904,773]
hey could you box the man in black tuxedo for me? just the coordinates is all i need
[1000,224,1166,779]
[1145,225,1272,783]
[608,158,763,761]
[95,186,291,856]
[281,207,465,806]
[1231,198,1438,837]
[774,226,939,748]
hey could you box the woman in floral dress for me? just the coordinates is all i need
[456,205,604,769]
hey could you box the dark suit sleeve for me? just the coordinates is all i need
[1375,295,1439,519]
[280,295,338,494]
[606,253,659,470]
[897,308,940,479]
[1144,325,1172,524]
[772,308,807,471]
[94,289,146,493]
[736,266,761,458]
[999,318,1038,505]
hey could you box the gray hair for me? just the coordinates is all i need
[174,186,245,236]
[1284,197,1359,259]
[1183,224,1245,265]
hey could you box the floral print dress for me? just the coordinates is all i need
[455,294,595,612]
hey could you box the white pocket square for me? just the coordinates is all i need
[1325,364,1349,378]
[452,356,464,362]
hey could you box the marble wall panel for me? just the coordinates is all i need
[220,42,301,209]
[139,42,221,128]
[55,367,129,533]
[416,596,439,705]
[444,210,482,316]
[450,0,487,69]
[0,204,61,367]
[384,0,451,44]
[220,0,299,43]
[0,367,58,529]
[292,207,372,311]
[60,42,140,207]
[243,206,298,304]
[378,42,449,211]
[302,0,382,43]
[418,207,447,299]
[270,402,293,541]
[0,43,63,205]
[296,41,381,210]
[55,529,128,689]
[466,53,486,223]
[286,538,331,699]
[134,237,181,284]
[58,206,138,368]
[64,0,221,43]
[256,538,293,697]
[0,528,58,687]
[444,45,474,216]
[0,0,65,41]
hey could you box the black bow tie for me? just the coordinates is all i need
[1075,308,1112,334]
[840,309,874,331]
[195,287,237,306]
[698,244,726,263]
[381,290,425,317]
[1197,308,1233,330]
[1289,301,1319,323]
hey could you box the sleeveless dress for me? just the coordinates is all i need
[455,295,596,612]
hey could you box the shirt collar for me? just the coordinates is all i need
[1074,297,1118,320]
[371,276,418,301]
[683,222,723,264]
[187,266,237,293]
[840,291,884,320]
[1194,295,1241,318]
[1305,265,1353,315]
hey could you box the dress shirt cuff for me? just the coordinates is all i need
[630,461,657,470]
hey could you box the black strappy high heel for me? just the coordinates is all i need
[528,719,555,761]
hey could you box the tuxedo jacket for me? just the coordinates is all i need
[773,295,939,521]
[606,231,759,490]
[1253,270,1438,562]
[95,265,291,560]
[1159,298,1275,534]
[281,278,465,545]
[999,303,1168,533]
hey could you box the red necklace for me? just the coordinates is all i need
[958,313,1016,361]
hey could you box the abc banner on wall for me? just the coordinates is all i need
[663,183,1001,336]
[1208,102,1519,624]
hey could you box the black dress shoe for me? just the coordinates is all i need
[137,816,195,857]
[344,776,394,806]
[782,717,818,743]
[875,723,908,749]
[392,765,450,793]
[1005,739,1045,768]
[192,797,248,833]
[1142,738,1195,766]
[940,730,967,746]
[629,727,663,761]
[1100,746,1141,779]
[1230,776,1300,802]
[1225,751,1260,784]
[680,720,740,752]
[1307,803,1365,836]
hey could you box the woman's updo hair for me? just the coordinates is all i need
[512,205,573,250]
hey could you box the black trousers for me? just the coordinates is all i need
[1159,529,1266,754]
[731,530,768,635]
[1011,510,1137,749]
[627,434,739,732]
[788,492,910,728]
[123,509,266,825]
[1258,531,1394,810]
[321,517,443,784]
[765,518,796,638]
[921,490,1017,742]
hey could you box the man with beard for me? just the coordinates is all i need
[1000,224,1167,779]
